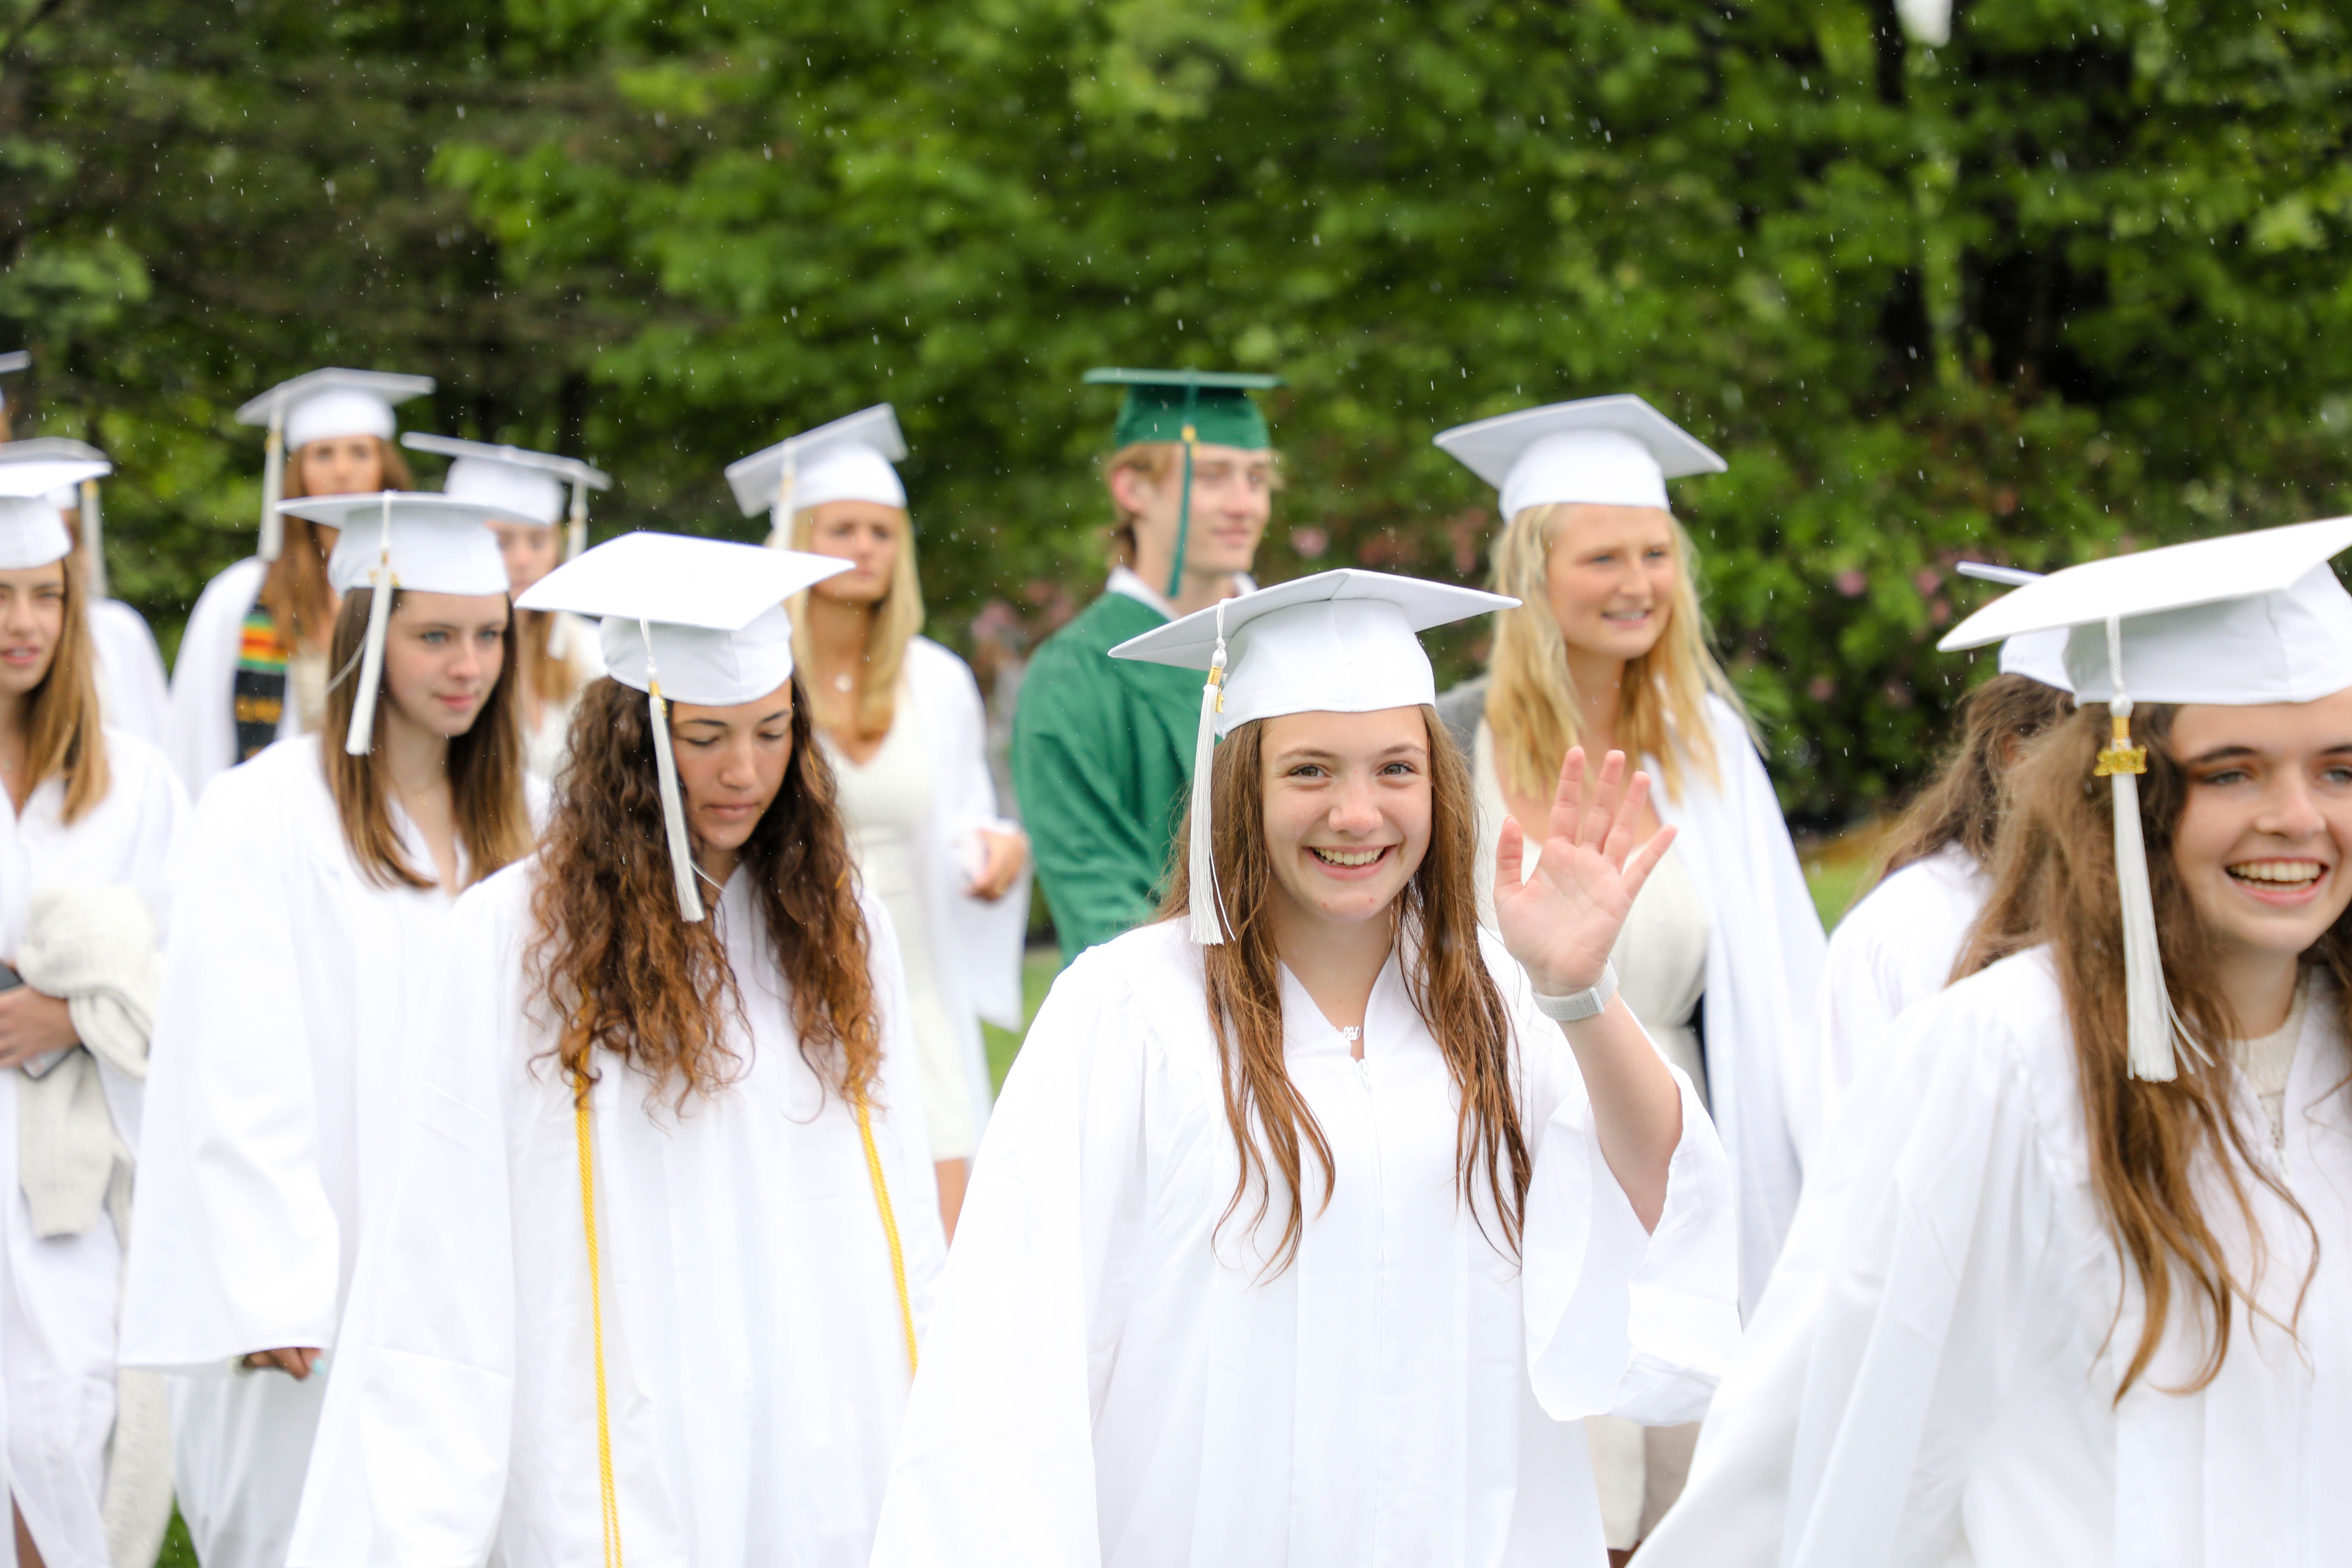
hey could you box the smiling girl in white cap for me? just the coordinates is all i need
[0,454,187,1568]
[282,531,946,1568]
[120,490,533,1568]
[164,368,433,793]
[1644,518,2352,1568]
[869,568,1739,1567]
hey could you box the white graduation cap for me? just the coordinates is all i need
[236,369,436,563]
[517,531,853,920]
[0,350,28,415]
[276,492,522,759]
[1942,517,2352,1079]
[0,438,113,594]
[1435,394,1726,522]
[724,405,909,547]
[402,432,613,560]
[0,441,105,571]
[1111,568,1517,943]
[1952,561,2072,692]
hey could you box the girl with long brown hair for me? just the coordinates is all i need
[165,369,432,794]
[870,570,1738,1567]
[121,495,531,1568]
[729,406,1029,1237]
[0,456,188,1568]
[283,532,946,1568]
[1644,521,2352,1567]
[1790,630,2075,1164]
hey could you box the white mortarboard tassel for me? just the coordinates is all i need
[1111,569,1518,947]
[1942,517,2352,1080]
[637,616,706,922]
[567,478,589,562]
[80,476,107,601]
[345,491,399,757]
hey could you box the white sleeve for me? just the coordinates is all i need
[869,952,1152,1568]
[923,640,1030,1033]
[164,562,261,794]
[118,763,340,1368]
[91,601,174,748]
[286,889,520,1568]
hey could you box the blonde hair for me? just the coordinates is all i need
[12,558,110,823]
[786,503,924,741]
[1484,502,1744,803]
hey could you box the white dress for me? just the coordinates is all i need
[87,600,171,748]
[867,919,1740,1568]
[0,732,185,1568]
[287,862,946,1568]
[116,736,483,1568]
[1787,842,1988,1170]
[822,638,1029,1162]
[1469,695,1821,1315]
[520,610,605,783]
[1639,951,2352,1568]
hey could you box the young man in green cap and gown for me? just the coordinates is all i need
[1012,369,1279,964]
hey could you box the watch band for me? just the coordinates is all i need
[1533,960,1619,1022]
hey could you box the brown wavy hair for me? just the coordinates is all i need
[320,588,531,890]
[1869,672,2074,897]
[526,674,884,1108]
[1157,706,1531,1272]
[11,557,110,823]
[1960,703,2333,1397]
[264,436,413,656]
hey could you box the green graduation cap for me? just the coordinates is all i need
[1085,367,1283,598]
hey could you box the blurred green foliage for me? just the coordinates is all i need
[6,0,2350,822]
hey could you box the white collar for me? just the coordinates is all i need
[1106,565,1259,623]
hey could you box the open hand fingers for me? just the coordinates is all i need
[1601,769,1654,867]
[1618,822,1679,903]
[1583,750,1628,849]
[1496,814,1526,903]
[1548,748,1587,844]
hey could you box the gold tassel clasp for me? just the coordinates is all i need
[2095,713,2147,778]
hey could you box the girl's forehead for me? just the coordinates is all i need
[2172,690,2352,754]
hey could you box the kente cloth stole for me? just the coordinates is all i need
[233,609,289,762]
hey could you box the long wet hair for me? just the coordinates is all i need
[1157,706,1531,1272]
[320,587,531,890]
[1484,500,1745,804]
[10,556,109,823]
[1870,673,2074,892]
[1960,704,2337,1397]
[264,436,413,657]
[525,674,884,1108]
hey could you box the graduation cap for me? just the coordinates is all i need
[0,439,114,596]
[1942,517,2352,1078]
[0,441,104,571]
[1111,568,1515,943]
[1952,561,2071,692]
[725,405,910,548]
[518,531,853,920]
[276,492,522,758]
[403,432,612,561]
[236,369,436,564]
[1085,369,1283,600]
[1435,394,1725,521]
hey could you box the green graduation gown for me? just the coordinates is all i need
[1011,588,1202,965]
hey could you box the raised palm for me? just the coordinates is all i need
[1493,747,1677,1000]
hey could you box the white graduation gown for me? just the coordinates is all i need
[520,610,605,783]
[164,558,294,794]
[1786,842,1986,1170]
[116,735,475,1568]
[1639,949,2352,1568]
[868,920,1741,1568]
[287,862,947,1568]
[0,732,184,1568]
[88,600,172,749]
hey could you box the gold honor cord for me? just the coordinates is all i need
[572,1076,917,1568]
[573,1092,625,1568]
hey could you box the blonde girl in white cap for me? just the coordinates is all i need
[1434,394,1825,1550]
[283,532,945,1568]
[728,405,1029,1236]
[121,492,533,1568]
[0,455,186,1568]
[1644,519,2352,1568]
[164,369,432,794]
[869,569,1739,1568]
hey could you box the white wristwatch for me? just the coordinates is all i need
[1533,960,1618,1022]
